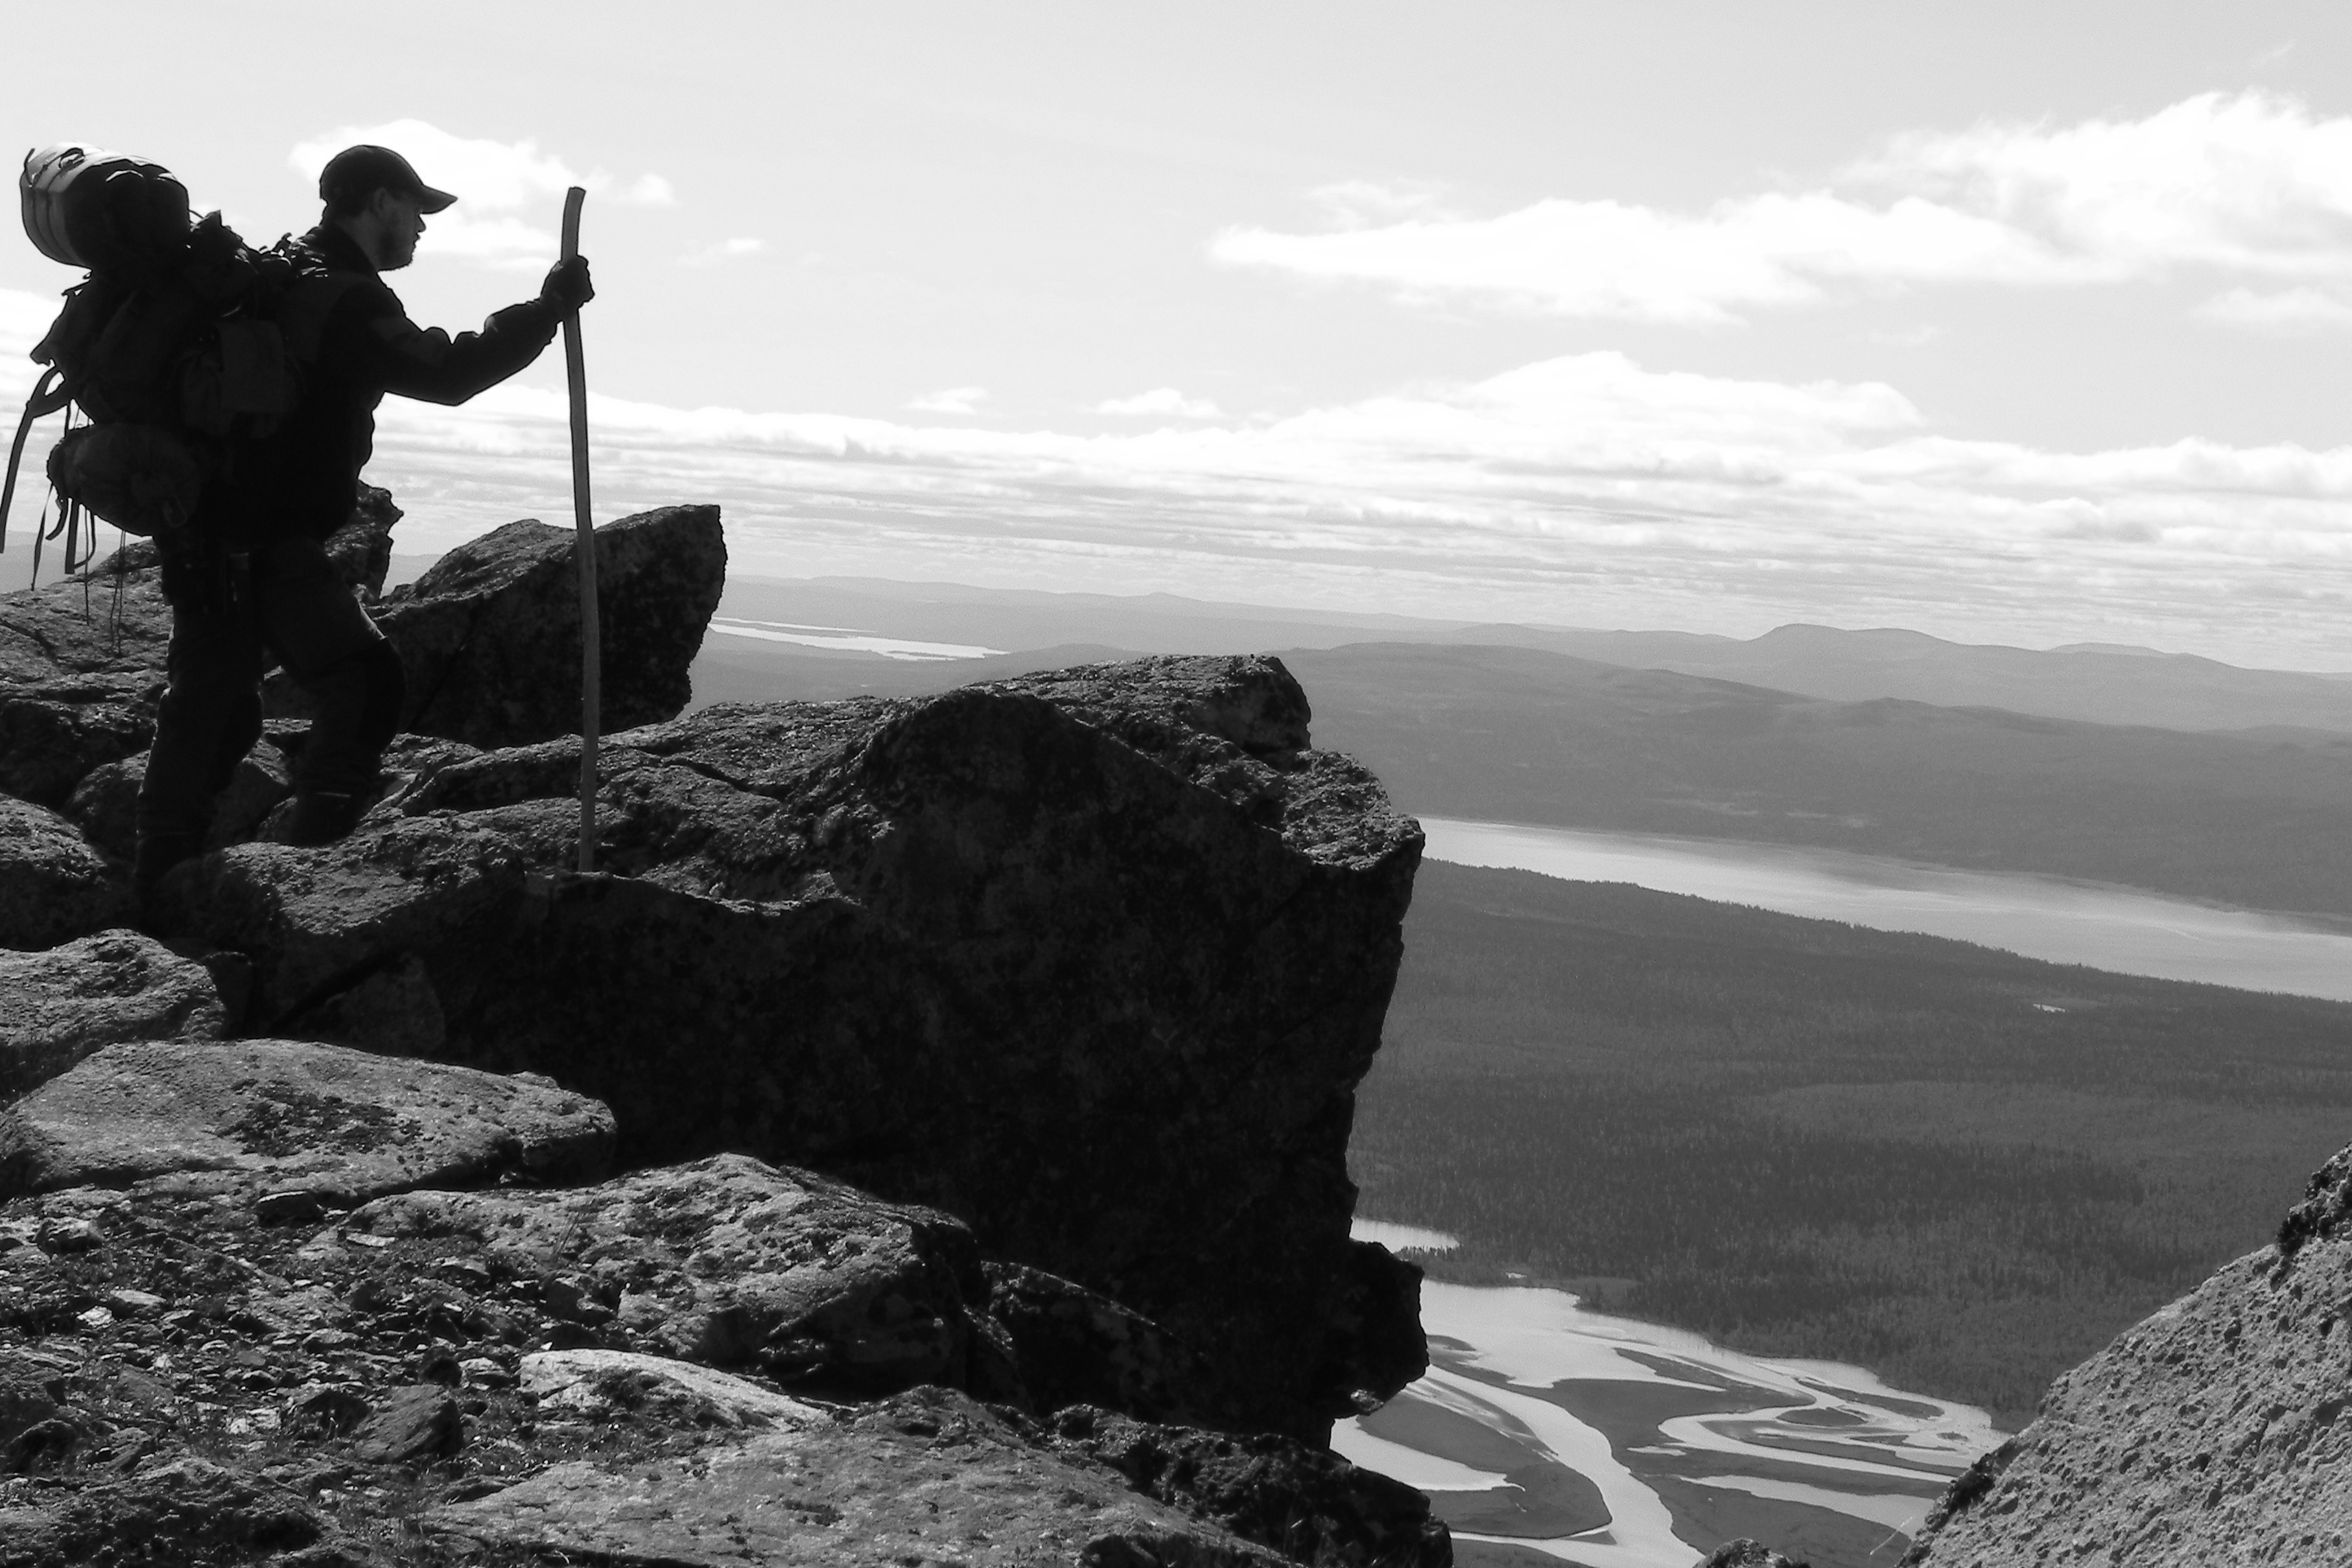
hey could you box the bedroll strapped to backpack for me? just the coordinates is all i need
[3,143,303,553]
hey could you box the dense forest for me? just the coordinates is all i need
[1351,860,2352,1423]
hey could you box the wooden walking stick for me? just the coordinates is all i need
[561,186,600,873]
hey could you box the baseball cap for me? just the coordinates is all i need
[318,145,456,214]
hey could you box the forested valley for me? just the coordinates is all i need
[1350,860,2352,1423]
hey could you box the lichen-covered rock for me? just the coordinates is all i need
[331,1153,983,1394]
[0,796,128,949]
[425,1387,1293,1568]
[521,1348,832,1430]
[0,1037,614,1200]
[1902,1137,2352,1566]
[0,930,224,1100]
[355,503,725,747]
[163,654,1427,1438]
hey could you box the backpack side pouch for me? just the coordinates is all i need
[46,423,205,537]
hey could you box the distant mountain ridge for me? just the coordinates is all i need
[648,570,2352,736]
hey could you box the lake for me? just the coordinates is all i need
[1420,816,2352,1003]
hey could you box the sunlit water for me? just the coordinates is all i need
[1334,1273,1997,1567]
[1421,816,2352,1002]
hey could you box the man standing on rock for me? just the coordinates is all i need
[134,145,594,904]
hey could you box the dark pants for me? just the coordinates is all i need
[135,534,404,858]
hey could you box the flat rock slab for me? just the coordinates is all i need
[0,931,223,1100]
[426,1387,1284,1568]
[0,1038,613,1201]
[521,1349,829,1431]
[0,796,128,950]
[329,1153,983,1392]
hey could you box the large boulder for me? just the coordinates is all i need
[0,797,128,948]
[161,654,1427,1439]
[1901,1140,2352,1565]
[330,1153,985,1394]
[350,503,725,747]
[0,931,224,1100]
[0,493,717,810]
[0,1036,615,1201]
[0,673,157,808]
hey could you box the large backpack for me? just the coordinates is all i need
[3,143,302,557]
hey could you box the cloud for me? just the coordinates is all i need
[1216,193,2066,325]
[351,348,2352,670]
[2194,287,2352,331]
[1307,180,1457,228]
[1097,388,1222,419]
[1215,91,2352,324]
[679,237,764,268]
[288,121,675,265]
[908,386,988,415]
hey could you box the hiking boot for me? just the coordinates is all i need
[282,790,364,847]
[130,831,204,936]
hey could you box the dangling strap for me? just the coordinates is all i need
[1,366,74,554]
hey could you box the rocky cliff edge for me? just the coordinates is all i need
[0,500,1444,1567]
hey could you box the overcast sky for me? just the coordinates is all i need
[7,2,2352,666]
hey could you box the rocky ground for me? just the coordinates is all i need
[0,501,1448,1566]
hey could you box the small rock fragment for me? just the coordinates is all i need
[351,1384,462,1464]
[286,1385,371,1437]
[520,1350,827,1430]
[35,1217,102,1253]
[255,1189,331,1225]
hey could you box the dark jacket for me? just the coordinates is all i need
[219,225,563,544]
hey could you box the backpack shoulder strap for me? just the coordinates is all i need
[2,367,75,550]
[266,235,370,362]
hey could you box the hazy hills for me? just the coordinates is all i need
[663,576,2352,917]
[1353,859,2352,1423]
[669,574,2352,737]
[1284,642,2352,918]
[1450,621,2352,738]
